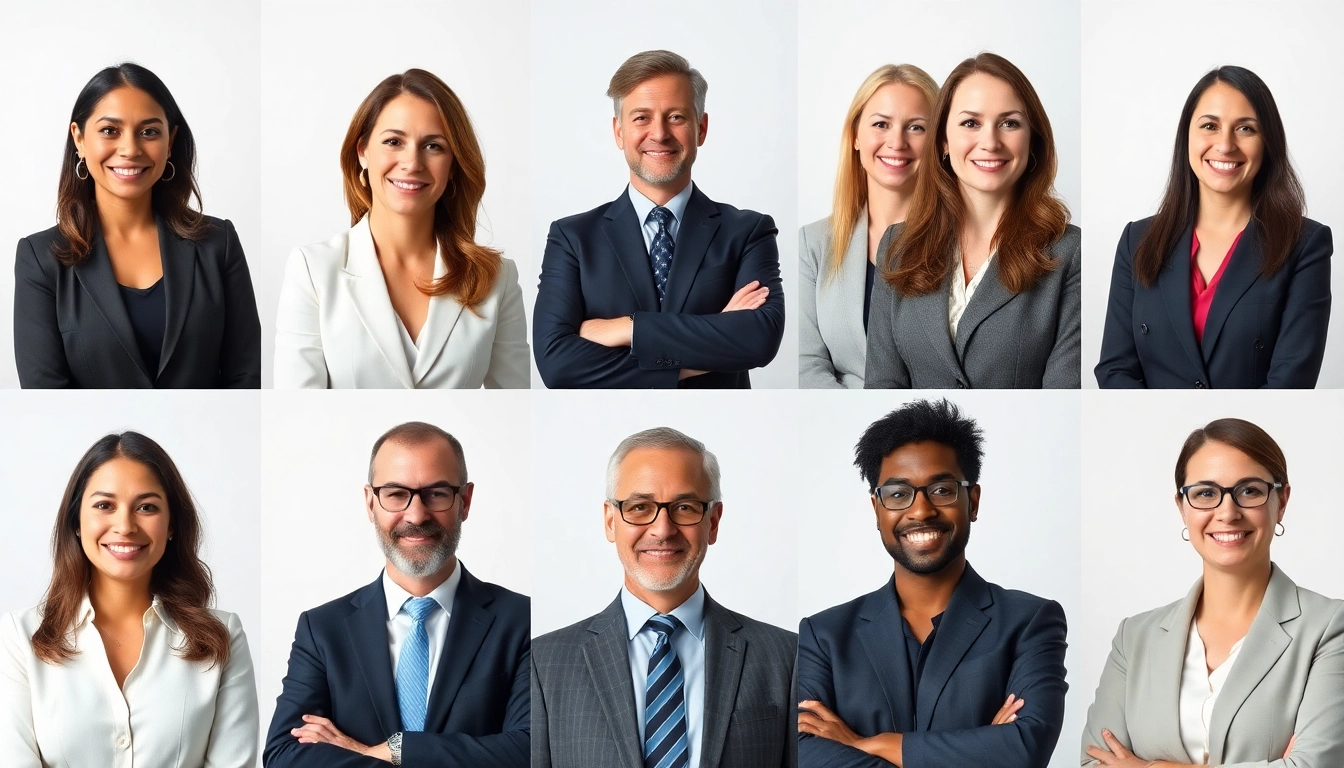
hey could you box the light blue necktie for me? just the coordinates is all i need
[643,614,689,768]
[396,597,438,732]
[648,206,675,307]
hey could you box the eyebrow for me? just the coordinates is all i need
[90,491,164,500]
[1190,476,1272,485]
[377,480,456,488]
[1197,114,1258,123]
[620,491,702,500]
[379,129,449,142]
[95,116,165,125]
[957,110,1024,119]
[880,471,958,485]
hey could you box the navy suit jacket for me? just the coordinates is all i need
[532,185,785,388]
[1096,217,1332,388]
[263,567,529,768]
[797,564,1067,768]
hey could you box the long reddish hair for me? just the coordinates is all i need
[884,53,1068,296]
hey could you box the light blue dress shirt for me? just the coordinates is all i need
[622,584,706,768]
[627,182,694,252]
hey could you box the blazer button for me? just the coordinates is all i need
[1254,338,1264,349]
[1140,323,1148,334]
[1195,380,1205,389]
[955,380,965,389]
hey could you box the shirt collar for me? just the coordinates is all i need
[76,592,177,633]
[382,561,463,621]
[627,181,694,228]
[621,583,707,641]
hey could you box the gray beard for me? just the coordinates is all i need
[378,519,461,578]
[629,155,687,186]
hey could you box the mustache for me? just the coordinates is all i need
[392,520,447,540]
[894,521,951,537]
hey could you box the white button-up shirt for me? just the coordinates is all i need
[0,595,258,768]
[382,563,461,695]
[628,182,694,252]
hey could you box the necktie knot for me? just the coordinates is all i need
[645,613,682,640]
[404,596,438,624]
[648,206,674,228]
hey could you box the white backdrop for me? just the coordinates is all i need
[796,390,1083,768]
[531,391,798,635]
[1078,390,1344,758]
[797,0,1082,231]
[529,0,799,388]
[0,0,262,389]
[1081,0,1344,387]
[256,390,531,742]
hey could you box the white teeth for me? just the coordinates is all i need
[904,530,942,543]
[971,160,1006,168]
[1209,160,1239,171]
[107,544,144,553]
[111,167,145,177]
[878,157,910,167]
[1210,531,1248,542]
[390,180,426,190]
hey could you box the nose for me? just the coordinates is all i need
[110,506,138,534]
[647,117,671,143]
[978,125,1003,151]
[886,127,909,152]
[1212,493,1243,520]
[399,149,427,171]
[1214,127,1238,155]
[400,493,434,524]
[644,504,681,540]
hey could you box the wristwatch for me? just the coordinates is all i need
[389,731,403,765]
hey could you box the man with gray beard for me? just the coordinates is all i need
[531,49,785,389]
[531,427,796,768]
[264,422,529,768]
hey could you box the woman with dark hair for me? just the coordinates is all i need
[13,63,262,388]
[864,52,1080,389]
[273,69,530,389]
[1096,66,1332,389]
[0,432,258,766]
[1081,418,1344,767]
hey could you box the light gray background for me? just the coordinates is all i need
[531,391,798,635]
[1081,0,1344,387]
[797,0,1082,230]
[257,390,531,743]
[257,0,531,387]
[1079,390,1344,754]
[0,0,261,389]
[0,391,262,762]
[529,0,799,389]
[796,390,1083,768]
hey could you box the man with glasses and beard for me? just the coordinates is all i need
[797,400,1068,768]
[531,427,795,767]
[264,422,529,768]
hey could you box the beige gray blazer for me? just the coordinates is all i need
[1081,564,1344,767]
[798,215,869,388]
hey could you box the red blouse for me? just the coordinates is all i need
[1190,229,1244,343]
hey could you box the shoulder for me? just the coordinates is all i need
[292,227,354,266]
[1294,216,1332,255]
[2,606,44,638]
[802,588,875,634]
[470,572,531,617]
[1121,216,1157,244]
[15,226,65,275]
[798,216,835,263]
[18,225,63,253]
[1048,224,1082,261]
[1108,596,1184,647]
[729,609,798,650]
[294,582,375,630]
[704,195,775,231]
[550,199,620,233]
[532,612,605,658]
[492,256,521,291]
[1292,584,1344,628]
[982,580,1064,621]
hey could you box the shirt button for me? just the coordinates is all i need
[1140,323,1148,334]
[1195,380,1206,389]
[117,736,130,748]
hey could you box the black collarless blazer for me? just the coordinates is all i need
[1096,217,1332,389]
[13,216,261,388]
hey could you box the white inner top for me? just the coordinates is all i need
[949,248,995,339]
[1178,619,1246,764]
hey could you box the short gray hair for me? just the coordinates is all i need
[368,421,467,484]
[606,427,721,501]
[607,50,708,121]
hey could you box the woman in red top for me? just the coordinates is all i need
[1096,65,1332,389]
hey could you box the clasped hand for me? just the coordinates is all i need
[578,280,769,349]
[291,714,393,763]
[798,694,1024,766]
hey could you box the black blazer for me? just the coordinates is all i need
[532,185,785,388]
[1096,217,1332,388]
[797,564,1068,768]
[264,566,530,768]
[13,216,261,388]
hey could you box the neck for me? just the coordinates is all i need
[866,179,912,231]
[631,175,690,207]
[626,574,699,615]
[387,555,457,598]
[1197,559,1272,625]
[958,186,1011,243]
[94,192,156,240]
[1196,191,1253,233]
[88,570,153,623]
[368,205,438,269]
[893,556,965,615]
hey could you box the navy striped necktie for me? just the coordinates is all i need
[643,614,689,768]
[647,206,675,307]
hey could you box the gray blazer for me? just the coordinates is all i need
[531,592,797,768]
[798,215,868,388]
[1081,564,1344,767]
[864,223,1082,388]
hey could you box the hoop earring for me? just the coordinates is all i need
[1027,152,1038,174]
[160,161,176,182]
[1275,522,1285,536]
[1181,527,1190,541]
[359,168,368,188]
[75,157,89,180]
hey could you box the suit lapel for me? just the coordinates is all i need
[408,253,464,385]
[1208,566,1297,763]
[1150,578,1202,759]
[345,579,403,736]
[840,214,870,364]
[601,192,660,312]
[699,594,744,768]
[156,220,196,379]
[425,566,494,730]
[909,285,966,383]
[341,217,415,388]
[914,565,990,729]
[664,187,720,314]
[1200,222,1262,361]
[73,232,153,385]
[855,578,914,731]
[1157,227,1209,380]
[953,258,1014,357]
[581,596,643,768]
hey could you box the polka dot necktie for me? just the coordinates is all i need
[647,206,675,307]
[396,597,438,732]
[643,614,689,768]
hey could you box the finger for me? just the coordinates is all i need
[1100,729,1130,757]
[301,714,333,727]
[1284,733,1296,758]
[798,700,835,719]
[1084,745,1113,763]
[291,726,329,744]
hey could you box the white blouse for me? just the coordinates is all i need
[1178,620,1246,765]
[948,248,995,339]
[0,596,258,768]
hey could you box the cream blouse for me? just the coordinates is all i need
[949,248,995,339]
[1178,619,1246,764]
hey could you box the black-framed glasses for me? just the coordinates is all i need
[873,480,971,511]
[372,484,464,513]
[608,497,715,526]
[1179,480,1282,510]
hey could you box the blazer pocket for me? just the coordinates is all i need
[730,704,782,724]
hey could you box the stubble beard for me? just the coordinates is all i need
[378,516,462,579]
[885,522,970,576]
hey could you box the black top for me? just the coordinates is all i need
[901,611,944,724]
[119,278,166,374]
[863,259,876,332]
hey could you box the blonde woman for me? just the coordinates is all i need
[799,64,938,388]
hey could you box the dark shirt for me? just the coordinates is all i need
[119,278,166,375]
[901,611,944,728]
[863,259,876,332]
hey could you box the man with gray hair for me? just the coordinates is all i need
[531,427,796,767]
[265,421,530,768]
[533,50,785,389]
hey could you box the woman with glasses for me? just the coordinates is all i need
[1080,418,1344,766]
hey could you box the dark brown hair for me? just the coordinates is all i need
[32,432,230,667]
[1174,418,1288,491]
[340,70,500,312]
[883,53,1068,296]
[1134,66,1304,287]
[56,63,208,265]
[368,421,467,484]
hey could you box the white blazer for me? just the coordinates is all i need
[0,597,259,768]
[273,216,531,388]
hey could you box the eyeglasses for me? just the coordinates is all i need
[1179,480,1282,510]
[873,480,971,511]
[608,498,715,526]
[371,484,464,513]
